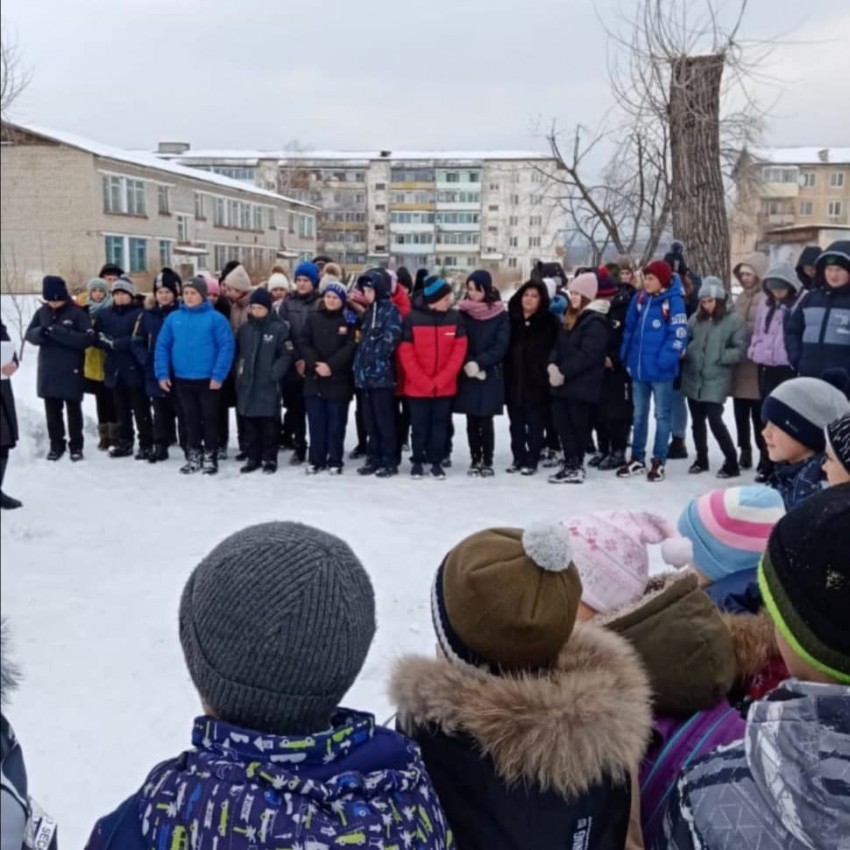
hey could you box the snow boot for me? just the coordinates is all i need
[97,423,111,451]
[179,451,203,475]
[739,447,753,470]
[201,451,219,475]
[149,444,169,463]
[598,450,625,471]
[667,437,688,460]
[240,459,262,474]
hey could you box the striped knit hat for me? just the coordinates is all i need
[758,484,850,683]
[661,486,785,582]
[826,413,850,474]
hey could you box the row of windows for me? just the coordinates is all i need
[213,198,265,231]
[435,212,480,224]
[390,212,436,224]
[329,211,367,223]
[206,166,256,182]
[436,255,479,269]
[212,244,278,272]
[506,236,543,248]
[319,231,367,244]
[104,235,149,272]
[436,191,481,204]
[437,170,481,184]
[391,191,434,205]
[390,232,481,246]
[103,176,146,215]
[763,167,845,188]
[391,168,435,183]
[391,232,434,245]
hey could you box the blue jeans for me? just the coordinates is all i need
[671,388,688,439]
[631,380,674,463]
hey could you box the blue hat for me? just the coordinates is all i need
[466,270,493,292]
[294,261,320,287]
[423,276,452,305]
[550,293,568,317]
[323,282,348,304]
[249,287,273,311]
[42,275,69,301]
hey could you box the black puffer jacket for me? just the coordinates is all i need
[302,306,357,401]
[1,323,19,449]
[454,303,510,417]
[505,282,560,409]
[25,302,92,401]
[93,304,146,389]
[598,289,633,420]
[549,308,609,404]
[235,312,293,417]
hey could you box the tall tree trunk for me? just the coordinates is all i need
[667,54,730,283]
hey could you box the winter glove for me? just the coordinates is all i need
[40,326,51,339]
[98,332,114,349]
[464,361,481,379]
[476,369,487,381]
[548,363,565,387]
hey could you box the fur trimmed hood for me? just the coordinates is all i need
[390,622,652,799]
[722,609,779,681]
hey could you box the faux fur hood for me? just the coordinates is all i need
[390,622,652,799]
[722,609,779,681]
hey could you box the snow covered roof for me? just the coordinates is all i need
[749,146,850,166]
[3,121,318,209]
[159,148,554,165]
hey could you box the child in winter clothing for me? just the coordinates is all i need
[762,375,850,508]
[795,244,821,290]
[618,260,688,482]
[353,269,403,477]
[785,239,850,387]
[93,277,153,459]
[85,522,453,850]
[731,253,769,472]
[266,269,291,314]
[504,280,559,474]
[280,260,322,464]
[454,270,510,477]
[398,278,468,480]
[131,270,184,463]
[154,276,235,475]
[391,524,652,850]
[748,262,805,480]
[824,413,850,485]
[680,277,746,477]
[663,485,850,850]
[25,275,93,461]
[82,277,118,450]
[548,273,610,484]
[235,287,293,474]
[0,323,21,510]
[302,281,357,474]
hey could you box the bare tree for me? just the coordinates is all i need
[1,29,31,119]
[1,251,35,358]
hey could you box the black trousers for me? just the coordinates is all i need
[552,398,592,467]
[151,394,186,447]
[44,398,83,453]
[305,396,349,468]
[409,397,453,465]
[595,418,629,455]
[688,399,737,466]
[363,388,398,468]
[733,397,766,456]
[112,384,152,449]
[175,379,220,454]
[244,416,279,464]
[466,414,495,465]
[282,382,307,455]
[91,382,116,424]
[758,365,796,404]
[544,402,560,452]
[353,389,368,451]
[508,403,546,469]
[396,397,410,452]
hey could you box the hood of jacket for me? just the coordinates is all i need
[815,239,850,285]
[721,609,780,683]
[734,252,769,285]
[796,245,823,284]
[508,280,551,318]
[390,622,652,799]
[746,679,850,848]
[762,262,803,298]
[358,268,392,301]
[602,572,737,716]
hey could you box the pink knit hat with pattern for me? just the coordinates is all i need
[562,511,677,613]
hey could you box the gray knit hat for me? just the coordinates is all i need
[697,276,727,301]
[111,276,136,297]
[763,377,850,452]
[179,522,376,735]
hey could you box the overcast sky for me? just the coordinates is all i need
[3,0,849,156]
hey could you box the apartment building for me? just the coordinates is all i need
[0,123,318,293]
[731,146,850,266]
[155,146,566,283]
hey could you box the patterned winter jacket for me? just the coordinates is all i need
[353,298,403,390]
[85,710,454,850]
[768,454,825,509]
[661,679,850,850]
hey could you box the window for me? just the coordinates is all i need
[488,205,499,211]
[159,240,172,267]
[828,201,844,218]
[488,226,498,233]
[508,257,518,269]
[104,235,125,268]
[508,215,519,226]
[801,172,816,188]
[240,203,251,230]
[288,212,296,234]
[530,194,542,206]
[299,215,315,238]
[375,224,385,232]
[510,194,520,205]
[253,207,263,231]
[177,215,190,242]
[489,183,500,191]
[375,183,386,191]
[391,167,435,182]
[800,201,814,216]
[194,193,206,220]
[762,167,798,184]
[435,211,479,224]
[441,256,459,268]
[390,211,435,224]
[354,172,366,182]
[436,232,479,245]
[126,180,146,215]
[157,185,170,215]
[376,203,386,211]
[214,245,230,271]
[531,171,544,184]
[129,238,148,273]
[530,215,543,226]
[268,208,276,229]
[444,172,460,183]
[214,198,225,227]
[468,172,480,183]
[831,171,846,188]
[210,166,255,181]
[528,236,541,248]
[392,232,434,245]
[354,193,365,204]
[508,236,518,248]
[375,245,387,253]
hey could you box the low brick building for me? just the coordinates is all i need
[0,121,318,293]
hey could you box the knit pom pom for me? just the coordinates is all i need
[661,537,694,568]
[522,523,572,572]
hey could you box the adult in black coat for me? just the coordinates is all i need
[25,276,92,460]
[93,279,153,458]
[795,244,822,290]
[454,271,510,474]
[547,273,609,482]
[1,323,22,509]
[301,292,357,471]
[504,280,559,473]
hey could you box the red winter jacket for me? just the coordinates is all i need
[398,303,468,398]
[391,285,412,319]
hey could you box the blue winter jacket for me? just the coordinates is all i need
[353,298,403,390]
[154,300,235,385]
[84,710,454,850]
[620,276,688,383]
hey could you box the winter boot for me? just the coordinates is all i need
[716,461,741,479]
[97,424,111,451]
[667,437,688,460]
[357,463,379,476]
[240,459,262,474]
[0,457,22,510]
[689,458,709,474]
[375,466,398,478]
[70,450,84,462]
[262,461,278,474]
[107,423,122,449]
[349,445,366,460]
[46,444,65,461]
[430,464,447,480]
[467,462,481,477]
[202,451,219,475]
[598,450,625,471]
[410,463,424,480]
[149,444,169,463]
[109,441,133,459]
[479,464,495,478]
[647,458,666,482]
[179,450,203,475]
[135,446,152,461]
[588,452,604,468]
[739,447,753,470]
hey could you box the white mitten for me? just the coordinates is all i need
[476,369,487,381]
[464,361,481,378]
[548,363,565,387]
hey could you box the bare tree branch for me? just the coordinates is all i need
[0,28,31,119]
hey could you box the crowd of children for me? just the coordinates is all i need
[3,239,848,508]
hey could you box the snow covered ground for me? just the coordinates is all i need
[1,304,736,847]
